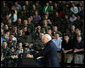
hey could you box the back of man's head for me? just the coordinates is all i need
[42,34,52,44]
[44,34,52,41]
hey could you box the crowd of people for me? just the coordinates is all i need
[1,1,84,67]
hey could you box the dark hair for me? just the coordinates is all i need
[25,31,30,35]
[3,40,7,42]
[47,28,51,30]
[5,30,10,33]
[77,35,82,38]
[11,10,15,14]
[10,46,14,49]
[64,34,69,37]
[54,32,60,36]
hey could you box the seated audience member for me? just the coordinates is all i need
[70,3,79,14]
[33,11,41,25]
[69,14,77,23]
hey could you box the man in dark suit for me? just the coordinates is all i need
[26,34,60,67]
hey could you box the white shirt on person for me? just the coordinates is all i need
[69,16,77,23]
[70,6,78,14]
[52,38,62,51]
[9,13,17,23]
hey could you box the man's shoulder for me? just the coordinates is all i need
[49,40,57,47]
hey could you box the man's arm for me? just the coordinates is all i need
[74,49,84,53]
[34,44,51,58]
[62,48,73,53]
[27,44,51,58]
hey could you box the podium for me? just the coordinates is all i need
[18,53,38,67]
[21,58,38,67]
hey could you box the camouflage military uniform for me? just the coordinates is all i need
[57,51,62,63]
[17,35,24,43]
[74,53,84,64]
[17,23,23,29]
[8,48,18,67]
[7,40,17,48]
[64,53,73,63]
[22,34,33,45]
[32,39,44,51]
[1,46,10,67]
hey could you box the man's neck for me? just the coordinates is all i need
[56,37,60,39]
[46,40,51,44]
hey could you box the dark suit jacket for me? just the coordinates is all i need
[33,40,60,67]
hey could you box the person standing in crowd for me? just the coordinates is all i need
[7,34,17,48]
[73,36,84,64]
[43,2,51,13]
[52,33,62,63]
[16,42,23,54]
[17,18,23,29]
[9,46,18,67]
[13,1,22,13]
[1,1,9,15]
[47,28,52,36]
[75,28,84,40]
[70,3,79,14]
[52,33,62,51]
[62,35,73,66]
[1,41,10,67]
[73,36,84,53]
[33,11,41,26]
[69,14,77,23]
[9,10,17,24]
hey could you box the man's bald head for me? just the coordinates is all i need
[42,34,52,44]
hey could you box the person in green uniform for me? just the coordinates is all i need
[7,34,17,48]
[22,31,33,45]
[9,46,18,67]
[42,20,51,32]
[17,29,24,43]
[1,41,10,67]
[43,2,51,13]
